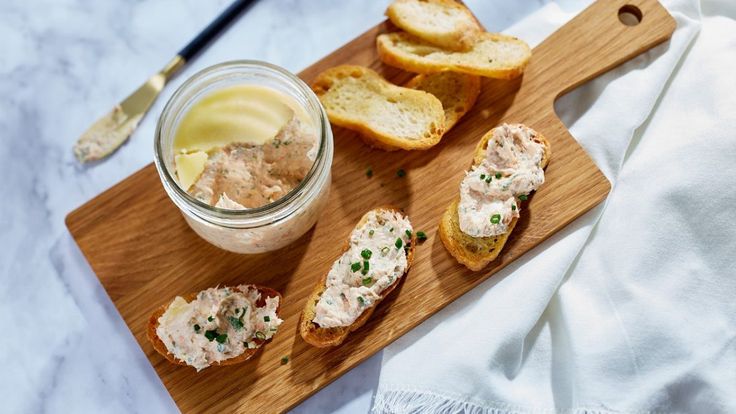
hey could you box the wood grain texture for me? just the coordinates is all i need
[65,1,674,412]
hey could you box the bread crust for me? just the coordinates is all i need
[299,206,416,347]
[376,32,531,80]
[311,65,446,151]
[439,125,551,271]
[146,285,282,369]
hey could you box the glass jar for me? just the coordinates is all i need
[154,60,333,254]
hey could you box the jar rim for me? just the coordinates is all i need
[153,60,332,227]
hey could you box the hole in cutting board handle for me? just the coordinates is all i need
[618,5,643,26]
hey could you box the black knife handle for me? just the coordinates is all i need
[178,0,256,62]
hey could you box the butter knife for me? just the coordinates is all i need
[74,0,257,163]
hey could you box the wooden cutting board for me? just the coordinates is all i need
[66,1,675,412]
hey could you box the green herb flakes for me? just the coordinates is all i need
[204,330,218,342]
[227,316,244,331]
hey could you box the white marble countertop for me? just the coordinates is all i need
[0,0,545,412]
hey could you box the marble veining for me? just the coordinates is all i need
[0,0,548,412]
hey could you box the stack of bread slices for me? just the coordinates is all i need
[312,0,531,151]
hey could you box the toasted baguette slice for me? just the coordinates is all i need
[311,65,445,151]
[405,71,480,132]
[377,31,531,79]
[147,285,282,369]
[385,0,482,51]
[439,125,551,271]
[300,207,416,347]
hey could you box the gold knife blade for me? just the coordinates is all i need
[74,56,184,163]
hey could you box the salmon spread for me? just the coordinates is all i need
[313,210,413,328]
[189,116,317,208]
[172,84,318,209]
[458,123,545,238]
[156,285,282,371]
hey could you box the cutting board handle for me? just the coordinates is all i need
[526,0,676,103]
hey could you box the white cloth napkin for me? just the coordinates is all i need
[373,0,736,412]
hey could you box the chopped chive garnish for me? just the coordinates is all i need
[395,238,403,249]
[361,249,372,259]
[207,316,214,322]
[227,316,244,330]
[369,229,375,237]
[204,330,218,342]
[255,331,266,340]
[362,276,373,286]
[381,246,390,256]
[215,333,228,344]
[389,227,394,232]
[193,324,201,332]
[495,172,502,179]
[366,167,373,178]
[485,176,492,183]
[519,194,528,201]
[357,296,365,305]
[264,316,271,322]
[511,204,517,211]
[243,341,250,349]
[405,229,412,238]
[361,260,370,275]
[416,231,427,241]
[351,262,361,272]
[480,174,486,180]
[281,355,290,365]
[396,169,406,178]
[490,214,501,224]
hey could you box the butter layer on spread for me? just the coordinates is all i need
[458,123,545,238]
[173,84,317,207]
[156,285,282,371]
[313,210,413,328]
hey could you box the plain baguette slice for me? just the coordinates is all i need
[300,207,416,348]
[405,71,480,132]
[147,285,282,369]
[311,65,445,151]
[439,125,551,271]
[385,0,482,51]
[377,31,531,79]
